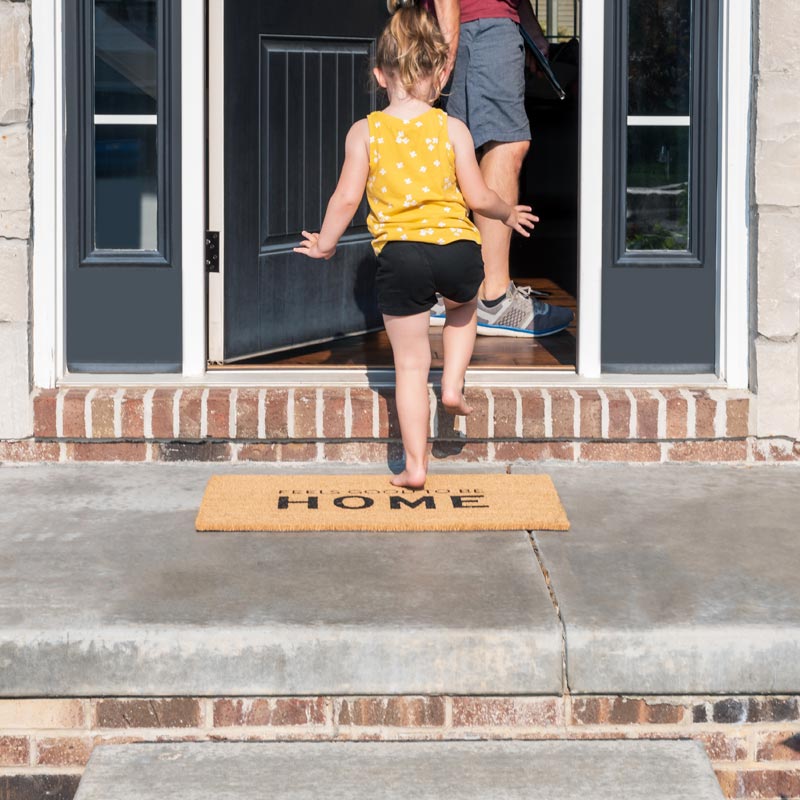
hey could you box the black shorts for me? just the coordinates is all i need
[375,240,485,317]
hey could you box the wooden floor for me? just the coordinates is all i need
[217,278,576,371]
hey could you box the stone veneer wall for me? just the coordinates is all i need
[753,0,800,450]
[0,0,32,439]
[0,696,798,800]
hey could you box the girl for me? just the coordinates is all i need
[294,0,537,489]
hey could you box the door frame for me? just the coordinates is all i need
[32,0,752,388]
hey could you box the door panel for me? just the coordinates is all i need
[223,1,386,361]
[601,0,719,372]
[65,0,182,372]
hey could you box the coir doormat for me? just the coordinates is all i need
[195,474,569,532]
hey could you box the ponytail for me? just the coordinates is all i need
[376,0,448,101]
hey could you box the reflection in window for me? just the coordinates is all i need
[93,0,159,251]
[95,125,158,251]
[626,126,690,251]
[531,0,581,41]
[95,0,157,115]
[628,0,691,117]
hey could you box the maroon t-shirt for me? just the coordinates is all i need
[420,0,521,23]
[461,0,521,23]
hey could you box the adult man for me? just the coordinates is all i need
[430,0,574,337]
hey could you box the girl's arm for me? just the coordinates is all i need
[294,120,370,259]
[447,117,539,237]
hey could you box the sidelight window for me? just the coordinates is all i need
[65,0,182,371]
[94,0,159,251]
[625,0,692,252]
[601,0,719,372]
[605,0,717,268]
[70,0,179,267]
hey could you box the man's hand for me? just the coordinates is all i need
[518,0,549,73]
[293,230,336,260]
[433,0,460,84]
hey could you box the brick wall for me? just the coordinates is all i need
[0,385,786,464]
[1,695,797,799]
[0,0,32,439]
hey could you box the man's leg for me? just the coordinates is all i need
[471,136,575,338]
[473,139,530,301]
[440,17,574,337]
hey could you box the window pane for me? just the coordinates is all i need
[95,125,158,250]
[531,0,582,40]
[626,126,690,251]
[628,0,691,116]
[95,0,157,115]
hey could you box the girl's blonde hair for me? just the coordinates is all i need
[377,0,449,101]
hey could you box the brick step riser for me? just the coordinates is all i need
[1,386,797,462]
[33,387,752,442]
[1,695,798,800]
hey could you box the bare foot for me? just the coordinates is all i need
[390,467,428,490]
[441,388,473,416]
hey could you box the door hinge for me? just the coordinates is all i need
[205,231,220,272]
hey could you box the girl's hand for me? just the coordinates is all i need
[504,205,539,237]
[293,230,336,260]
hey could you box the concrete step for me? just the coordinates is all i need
[73,740,724,800]
[0,466,561,695]
[3,462,799,697]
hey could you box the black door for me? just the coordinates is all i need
[223,0,387,361]
[601,0,719,372]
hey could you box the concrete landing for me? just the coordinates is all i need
[73,741,724,800]
[1,462,799,696]
[529,464,800,694]
[0,464,561,696]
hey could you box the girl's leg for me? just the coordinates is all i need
[383,311,433,489]
[441,296,478,416]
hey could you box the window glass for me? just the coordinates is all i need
[530,0,581,41]
[626,126,690,251]
[95,124,158,251]
[628,0,691,117]
[93,0,159,251]
[95,0,158,115]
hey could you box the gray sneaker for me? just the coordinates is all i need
[429,294,446,327]
[477,283,574,337]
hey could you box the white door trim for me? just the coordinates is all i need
[31,0,65,390]
[576,0,604,378]
[31,1,751,387]
[181,0,209,377]
[207,0,225,364]
[717,0,752,389]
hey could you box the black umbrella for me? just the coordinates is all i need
[519,18,567,100]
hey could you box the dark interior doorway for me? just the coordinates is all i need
[226,15,580,372]
[514,38,580,302]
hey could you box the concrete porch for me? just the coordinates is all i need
[0,462,799,799]
[1,462,798,696]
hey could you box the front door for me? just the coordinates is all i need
[221,0,387,361]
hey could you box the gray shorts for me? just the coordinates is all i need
[445,18,531,150]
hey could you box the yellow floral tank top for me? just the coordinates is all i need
[366,107,481,255]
